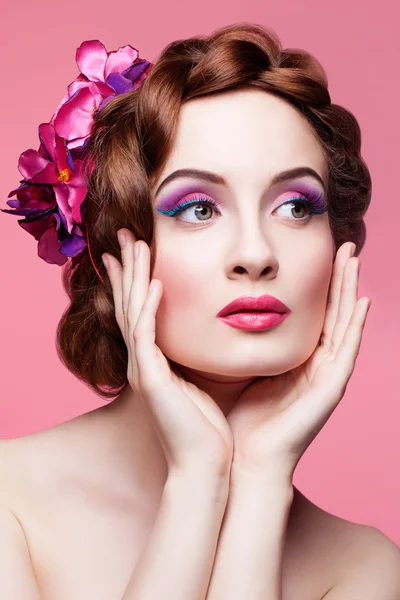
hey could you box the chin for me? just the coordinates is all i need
[168,349,313,380]
[159,321,322,380]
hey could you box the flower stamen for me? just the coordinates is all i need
[57,168,71,182]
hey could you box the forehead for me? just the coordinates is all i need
[156,89,327,190]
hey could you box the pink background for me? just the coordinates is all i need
[1,0,399,544]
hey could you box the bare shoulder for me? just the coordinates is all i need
[0,503,42,598]
[0,437,45,598]
[287,487,400,598]
[320,520,400,598]
[323,514,400,598]
[0,408,102,504]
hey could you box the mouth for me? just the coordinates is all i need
[228,309,276,314]
[217,310,289,331]
[217,295,290,318]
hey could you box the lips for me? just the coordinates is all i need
[217,294,290,318]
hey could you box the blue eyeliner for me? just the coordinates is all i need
[156,181,327,218]
[157,196,219,217]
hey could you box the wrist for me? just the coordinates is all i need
[166,468,230,506]
[230,458,294,494]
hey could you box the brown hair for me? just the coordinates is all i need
[56,22,372,400]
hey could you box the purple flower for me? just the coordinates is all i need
[51,40,152,149]
[2,39,153,267]
[1,122,87,264]
[2,182,86,265]
[18,122,87,234]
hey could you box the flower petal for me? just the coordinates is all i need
[76,40,108,82]
[65,74,89,98]
[18,149,48,179]
[60,229,87,257]
[1,206,53,217]
[68,182,87,224]
[105,72,132,95]
[122,59,152,84]
[3,199,22,208]
[73,223,85,237]
[56,204,68,230]
[7,181,30,199]
[19,150,58,183]
[66,136,91,151]
[37,220,68,265]
[54,182,74,234]
[29,162,58,184]
[20,214,55,241]
[54,135,70,173]
[54,86,97,143]
[18,214,68,265]
[38,123,56,162]
[104,44,139,79]
[97,95,116,112]
[6,183,56,212]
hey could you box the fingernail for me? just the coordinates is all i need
[350,243,356,257]
[102,254,109,269]
[118,230,126,248]
[134,242,140,259]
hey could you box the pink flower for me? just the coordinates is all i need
[2,39,153,267]
[51,40,152,149]
[2,182,86,265]
[18,122,87,234]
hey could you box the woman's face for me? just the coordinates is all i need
[150,89,335,380]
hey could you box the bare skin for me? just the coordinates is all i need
[0,388,396,600]
[2,90,399,598]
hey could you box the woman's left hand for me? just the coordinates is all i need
[226,241,371,481]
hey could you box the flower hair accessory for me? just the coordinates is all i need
[2,40,153,283]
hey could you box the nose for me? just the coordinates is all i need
[226,222,279,282]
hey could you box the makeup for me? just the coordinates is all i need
[157,192,218,217]
[218,311,289,331]
[156,185,216,216]
[155,180,327,221]
[273,181,327,215]
[217,294,290,317]
[217,294,291,331]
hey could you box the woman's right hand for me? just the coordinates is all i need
[102,228,233,480]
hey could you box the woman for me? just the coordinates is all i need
[1,22,399,600]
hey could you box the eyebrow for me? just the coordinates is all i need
[154,166,326,197]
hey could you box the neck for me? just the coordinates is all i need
[170,362,258,417]
[95,365,258,511]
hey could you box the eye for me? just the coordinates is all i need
[158,193,220,225]
[156,189,327,224]
[273,192,327,221]
[274,198,311,220]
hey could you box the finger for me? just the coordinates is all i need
[131,280,214,451]
[127,239,151,332]
[118,229,136,341]
[123,235,152,387]
[319,242,355,352]
[133,279,168,392]
[330,257,359,357]
[333,297,371,387]
[101,253,126,345]
[120,230,150,392]
[291,298,370,436]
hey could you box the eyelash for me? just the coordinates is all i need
[159,191,327,224]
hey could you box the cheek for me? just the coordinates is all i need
[153,246,211,304]
[291,240,334,341]
[151,246,213,352]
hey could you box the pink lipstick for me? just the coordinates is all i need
[217,295,290,331]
